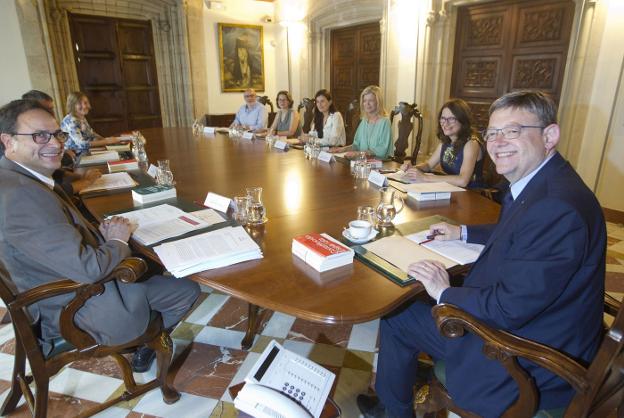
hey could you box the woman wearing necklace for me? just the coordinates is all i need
[402,98,484,188]
[302,89,346,147]
[268,90,301,137]
[61,91,121,154]
[331,85,393,159]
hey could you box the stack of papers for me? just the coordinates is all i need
[392,181,465,200]
[78,151,120,166]
[154,226,263,277]
[78,172,137,194]
[114,204,222,246]
[106,143,131,152]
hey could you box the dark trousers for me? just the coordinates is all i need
[375,301,445,418]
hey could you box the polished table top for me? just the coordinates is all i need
[82,128,500,324]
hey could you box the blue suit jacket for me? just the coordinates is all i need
[440,152,606,417]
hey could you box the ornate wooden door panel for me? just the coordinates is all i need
[330,22,381,119]
[69,13,162,137]
[451,0,574,130]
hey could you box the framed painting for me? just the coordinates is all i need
[218,23,265,92]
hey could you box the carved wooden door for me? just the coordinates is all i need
[451,0,574,130]
[330,22,381,124]
[68,13,162,137]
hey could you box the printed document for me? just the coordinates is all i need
[78,151,120,165]
[114,204,212,246]
[154,226,263,277]
[363,236,457,272]
[406,230,484,265]
[79,172,137,194]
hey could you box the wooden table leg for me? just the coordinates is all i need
[241,303,260,350]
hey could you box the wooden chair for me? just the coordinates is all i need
[345,98,361,146]
[257,95,276,127]
[416,294,623,417]
[389,102,423,164]
[0,258,180,418]
[298,98,315,134]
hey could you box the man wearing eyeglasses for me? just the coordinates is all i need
[0,100,200,372]
[358,91,606,418]
[230,88,267,131]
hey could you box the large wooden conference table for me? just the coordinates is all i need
[82,128,500,348]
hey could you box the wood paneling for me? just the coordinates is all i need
[451,0,574,130]
[69,13,162,136]
[330,22,381,121]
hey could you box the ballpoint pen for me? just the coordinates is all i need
[420,230,444,245]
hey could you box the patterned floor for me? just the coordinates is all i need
[0,221,622,418]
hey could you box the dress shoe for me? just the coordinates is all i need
[131,346,156,373]
[357,394,388,418]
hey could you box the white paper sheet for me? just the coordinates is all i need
[78,172,137,194]
[362,236,457,272]
[406,230,484,265]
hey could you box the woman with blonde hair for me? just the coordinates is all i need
[330,85,393,159]
[61,92,119,154]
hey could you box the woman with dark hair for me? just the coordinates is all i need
[402,98,484,188]
[268,90,301,137]
[303,89,346,147]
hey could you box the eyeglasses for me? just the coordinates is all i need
[439,116,457,124]
[482,125,545,142]
[11,130,68,144]
[244,94,256,98]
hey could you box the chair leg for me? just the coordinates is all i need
[0,339,26,415]
[33,379,49,418]
[149,331,180,404]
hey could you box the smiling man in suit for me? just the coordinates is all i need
[358,91,606,418]
[0,100,200,372]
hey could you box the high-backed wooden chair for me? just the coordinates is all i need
[0,258,180,418]
[298,98,315,134]
[345,99,361,146]
[389,102,423,164]
[416,294,623,417]
[257,95,275,127]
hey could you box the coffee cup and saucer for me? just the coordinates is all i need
[342,220,377,244]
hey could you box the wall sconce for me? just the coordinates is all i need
[204,1,225,10]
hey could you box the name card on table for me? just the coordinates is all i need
[317,151,334,163]
[242,131,254,140]
[204,192,232,213]
[368,170,388,187]
[273,140,288,150]
[203,126,216,134]
[147,164,159,178]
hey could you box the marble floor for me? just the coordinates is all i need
[0,220,622,418]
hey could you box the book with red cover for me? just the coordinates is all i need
[291,233,354,272]
[107,158,139,173]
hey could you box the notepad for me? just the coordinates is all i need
[77,151,120,166]
[405,230,484,266]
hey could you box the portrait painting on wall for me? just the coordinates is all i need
[218,23,265,92]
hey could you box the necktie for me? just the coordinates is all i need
[498,190,514,223]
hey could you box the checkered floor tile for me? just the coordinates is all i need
[0,221,622,417]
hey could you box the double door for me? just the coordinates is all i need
[69,13,162,136]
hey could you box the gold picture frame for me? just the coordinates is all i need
[218,23,265,92]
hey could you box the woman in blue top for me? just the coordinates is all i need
[268,90,301,137]
[61,92,120,154]
[402,98,484,188]
[331,85,393,159]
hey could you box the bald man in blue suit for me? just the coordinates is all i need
[358,91,606,418]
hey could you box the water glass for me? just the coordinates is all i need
[246,187,266,224]
[192,118,204,136]
[133,140,148,163]
[156,159,174,186]
[354,162,372,179]
[233,196,250,223]
[311,138,321,159]
[352,151,367,174]
[357,205,376,224]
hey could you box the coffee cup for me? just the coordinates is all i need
[348,220,372,239]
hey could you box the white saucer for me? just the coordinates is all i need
[342,228,377,244]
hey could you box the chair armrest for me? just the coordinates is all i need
[604,293,621,317]
[58,257,148,349]
[9,280,87,310]
[432,304,589,393]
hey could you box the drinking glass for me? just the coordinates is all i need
[357,205,376,224]
[192,118,204,136]
[311,138,322,159]
[246,187,266,224]
[156,159,174,187]
[355,162,372,179]
[233,196,250,223]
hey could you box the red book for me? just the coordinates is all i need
[292,233,353,272]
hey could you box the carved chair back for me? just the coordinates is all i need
[257,95,275,127]
[390,102,423,163]
[345,99,361,146]
[298,97,315,134]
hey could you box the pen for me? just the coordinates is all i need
[420,230,444,244]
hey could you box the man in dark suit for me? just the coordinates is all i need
[358,91,606,417]
[0,100,200,372]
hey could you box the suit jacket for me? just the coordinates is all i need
[440,152,606,417]
[0,157,151,346]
